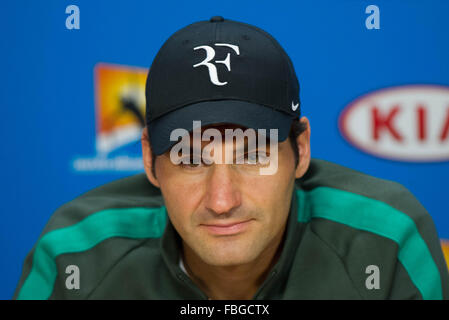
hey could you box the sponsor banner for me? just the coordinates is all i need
[339,85,449,162]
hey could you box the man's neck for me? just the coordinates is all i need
[181,228,286,300]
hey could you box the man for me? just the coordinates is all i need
[14,16,449,300]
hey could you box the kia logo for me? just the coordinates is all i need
[338,85,449,162]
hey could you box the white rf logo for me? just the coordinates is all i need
[193,43,240,86]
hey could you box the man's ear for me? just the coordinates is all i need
[141,127,160,188]
[295,116,311,179]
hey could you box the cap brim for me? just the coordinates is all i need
[148,100,297,155]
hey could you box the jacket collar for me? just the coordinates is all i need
[252,186,304,298]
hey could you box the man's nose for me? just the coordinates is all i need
[204,164,242,216]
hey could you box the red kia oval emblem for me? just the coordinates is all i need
[338,85,449,162]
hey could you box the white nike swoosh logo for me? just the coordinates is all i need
[291,101,299,111]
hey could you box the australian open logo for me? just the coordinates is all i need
[72,63,147,172]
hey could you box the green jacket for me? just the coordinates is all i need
[14,159,449,299]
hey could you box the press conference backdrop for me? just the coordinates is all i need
[1,0,448,299]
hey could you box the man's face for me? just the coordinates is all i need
[142,120,310,267]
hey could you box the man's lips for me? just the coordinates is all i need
[200,219,254,236]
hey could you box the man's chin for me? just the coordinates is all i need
[195,240,260,267]
[202,255,255,267]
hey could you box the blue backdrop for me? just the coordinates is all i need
[1,0,448,299]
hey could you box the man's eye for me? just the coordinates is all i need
[181,161,200,167]
[180,159,199,165]
[240,151,269,164]
[247,151,271,164]
[180,163,202,169]
[178,156,206,168]
[247,152,258,162]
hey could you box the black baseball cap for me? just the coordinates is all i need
[146,16,301,155]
